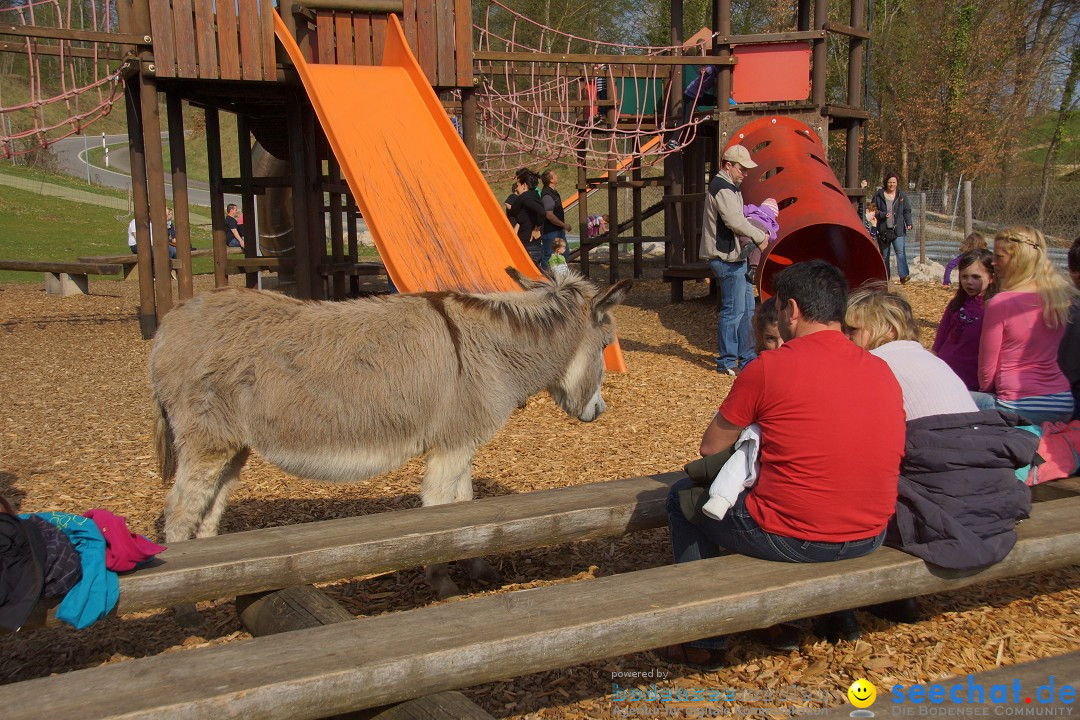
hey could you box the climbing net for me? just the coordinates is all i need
[0,0,125,159]
[475,0,718,179]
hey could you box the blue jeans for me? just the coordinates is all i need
[880,233,910,279]
[667,477,886,565]
[971,391,1074,424]
[540,230,564,270]
[709,259,756,371]
[667,477,885,648]
[525,241,543,266]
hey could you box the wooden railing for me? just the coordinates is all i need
[144,0,472,88]
[147,0,277,80]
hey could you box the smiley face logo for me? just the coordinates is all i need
[848,678,877,708]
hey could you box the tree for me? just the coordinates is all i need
[1038,36,1079,225]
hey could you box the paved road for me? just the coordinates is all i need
[51,133,239,208]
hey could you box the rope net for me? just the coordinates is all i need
[475,0,718,179]
[0,0,125,158]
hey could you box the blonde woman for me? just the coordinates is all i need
[845,283,976,420]
[845,283,1035,581]
[975,226,1078,423]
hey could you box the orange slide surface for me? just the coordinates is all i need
[273,12,624,372]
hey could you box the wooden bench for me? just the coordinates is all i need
[0,259,123,296]
[663,261,716,303]
[7,477,1080,719]
[79,248,241,280]
[224,257,386,278]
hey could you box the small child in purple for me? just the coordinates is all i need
[932,249,994,390]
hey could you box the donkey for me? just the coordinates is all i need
[151,268,630,599]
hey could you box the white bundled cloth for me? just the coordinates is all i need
[701,423,762,521]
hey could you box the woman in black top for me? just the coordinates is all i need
[512,170,546,266]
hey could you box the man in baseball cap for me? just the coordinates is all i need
[700,143,769,377]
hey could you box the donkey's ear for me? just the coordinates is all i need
[593,279,632,320]
[506,266,547,290]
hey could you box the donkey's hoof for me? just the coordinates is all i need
[172,603,204,629]
[464,558,502,586]
[433,579,463,601]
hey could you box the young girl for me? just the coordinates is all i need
[751,296,782,354]
[548,237,569,278]
[931,249,993,390]
[942,232,986,285]
[975,226,1079,423]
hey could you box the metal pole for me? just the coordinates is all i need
[82,132,90,184]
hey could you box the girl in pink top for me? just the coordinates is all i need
[975,226,1078,423]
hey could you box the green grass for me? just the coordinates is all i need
[0,182,216,282]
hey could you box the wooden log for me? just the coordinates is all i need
[7,494,1080,720]
[236,585,354,637]
[106,473,676,615]
[344,691,494,720]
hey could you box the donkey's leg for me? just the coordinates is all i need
[422,447,501,597]
[194,449,250,538]
[164,447,242,544]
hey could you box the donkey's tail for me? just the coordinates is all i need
[154,399,177,484]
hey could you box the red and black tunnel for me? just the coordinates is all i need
[725,116,886,299]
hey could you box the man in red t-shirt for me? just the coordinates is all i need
[657,260,905,669]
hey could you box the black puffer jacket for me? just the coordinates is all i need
[887,410,1037,570]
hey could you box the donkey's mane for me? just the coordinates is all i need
[428,272,593,337]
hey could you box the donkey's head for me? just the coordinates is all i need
[509,268,631,422]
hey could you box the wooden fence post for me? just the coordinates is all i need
[919,191,926,264]
[964,180,973,238]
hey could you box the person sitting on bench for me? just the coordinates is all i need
[844,283,1036,621]
[657,260,906,670]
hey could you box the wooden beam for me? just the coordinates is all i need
[823,21,871,40]
[0,23,148,45]
[8,494,1080,720]
[103,473,676,615]
[716,30,824,44]
[474,51,736,66]
[297,0,403,11]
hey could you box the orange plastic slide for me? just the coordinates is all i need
[273,12,624,372]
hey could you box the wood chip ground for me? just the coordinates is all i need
[1,263,1077,718]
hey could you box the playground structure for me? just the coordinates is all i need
[0,0,874,330]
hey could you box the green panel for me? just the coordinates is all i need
[615,77,665,116]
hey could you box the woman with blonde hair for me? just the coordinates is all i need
[844,282,1035,595]
[845,283,976,420]
[975,226,1078,423]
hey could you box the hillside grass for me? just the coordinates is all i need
[0,182,216,283]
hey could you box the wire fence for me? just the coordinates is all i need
[908,184,1078,248]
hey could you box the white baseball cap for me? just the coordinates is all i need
[723,144,758,169]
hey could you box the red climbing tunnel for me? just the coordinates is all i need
[726,116,886,299]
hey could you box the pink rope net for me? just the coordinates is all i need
[0,0,125,158]
[475,0,718,179]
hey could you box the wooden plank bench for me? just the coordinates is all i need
[662,261,715,303]
[7,489,1080,720]
[0,259,124,296]
[79,248,242,280]
[224,257,387,278]
[30,472,677,620]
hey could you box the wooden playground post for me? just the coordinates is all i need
[328,156,347,300]
[632,161,644,278]
[287,97,313,300]
[844,0,866,189]
[665,0,685,271]
[123,80,156,338]
[236,115,259,288]
[811,0,828,108]
[205,107,229,288]
[166,94,194,301]
[577,139,590,278]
